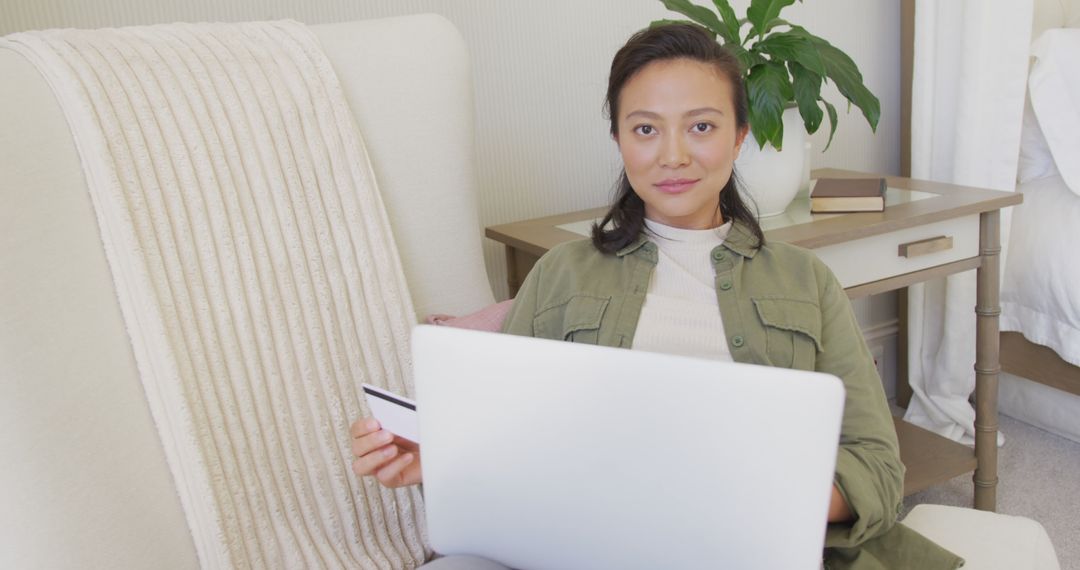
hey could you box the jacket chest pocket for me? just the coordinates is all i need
[533,295,610,344]
[752,297,823,370]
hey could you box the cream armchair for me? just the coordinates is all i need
[0,14,493,568]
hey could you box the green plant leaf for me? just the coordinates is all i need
[821,99,839,151]
[789,62,823,134]
[760,17,792,35]
[660,0,736,44]
[747,0,796,39]
[711,0,742,44]
[729,44,766,72]
[789,26,880,131]
[746,61,793,149]
[753,31,825,75]
[813,41,880,131]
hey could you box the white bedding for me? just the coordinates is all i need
[1001,174,1080,367]
[997,8,1080,445]
[1001,25,1080,368]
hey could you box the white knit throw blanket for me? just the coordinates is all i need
[2,21,429,569]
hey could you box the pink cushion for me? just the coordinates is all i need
[424,299,513,332]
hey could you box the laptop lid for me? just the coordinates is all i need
[412,325,844,570]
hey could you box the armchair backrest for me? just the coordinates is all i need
[0,14,490,568]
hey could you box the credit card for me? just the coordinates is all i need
[361,383,420,443]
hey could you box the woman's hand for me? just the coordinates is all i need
[828,484,853,522]
[350,417,423,487]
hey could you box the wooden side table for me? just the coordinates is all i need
[485,168,1022,511]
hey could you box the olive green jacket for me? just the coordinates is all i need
[501,222,963,570]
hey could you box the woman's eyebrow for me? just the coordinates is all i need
[685,107,723,117]
[624,107,724,121]
[624,109,661,121]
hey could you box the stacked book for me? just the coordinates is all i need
[810,177,886,213]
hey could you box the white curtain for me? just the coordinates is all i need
[905,0,1033,444]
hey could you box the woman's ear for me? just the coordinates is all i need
[733,126,749,158]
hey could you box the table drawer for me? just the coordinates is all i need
[812,215,980,289]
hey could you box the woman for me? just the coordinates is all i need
[352,23,962,569]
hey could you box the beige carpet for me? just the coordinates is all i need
[903,413,1080,569]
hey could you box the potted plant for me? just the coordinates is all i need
[653,0,881,216]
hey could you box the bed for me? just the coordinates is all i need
[997,0,1080,443]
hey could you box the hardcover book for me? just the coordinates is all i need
[810,177,886,212]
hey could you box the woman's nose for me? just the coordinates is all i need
[660,134,690,168]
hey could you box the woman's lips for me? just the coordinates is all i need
[654,178,699,194]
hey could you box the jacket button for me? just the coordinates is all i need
[712,251,725,262]
[719,280,732,291]
[732,335,744,348]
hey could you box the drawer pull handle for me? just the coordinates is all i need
[898,235,953,258]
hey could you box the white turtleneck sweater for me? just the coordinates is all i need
[631,218,734,362]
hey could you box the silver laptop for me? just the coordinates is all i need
[412,325,844,570]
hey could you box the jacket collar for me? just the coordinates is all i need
[615,233,651,257]
[722,221,761,259]
[615,219,761,259]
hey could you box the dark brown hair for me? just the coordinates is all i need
[592,22,765,253]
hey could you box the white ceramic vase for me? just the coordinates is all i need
[735,107,807,218]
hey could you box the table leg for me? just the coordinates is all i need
[503,246,542,299]
[974,210,1000,511]
[897,288,912,408]
[505,246,521,299]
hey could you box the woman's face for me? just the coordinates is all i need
[616,58,748,230]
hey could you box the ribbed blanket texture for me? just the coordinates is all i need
[1,21,429,569]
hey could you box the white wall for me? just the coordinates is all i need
[1,0,902,303]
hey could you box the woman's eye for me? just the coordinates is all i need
[692,122,713,133]
[634,125,655,136]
